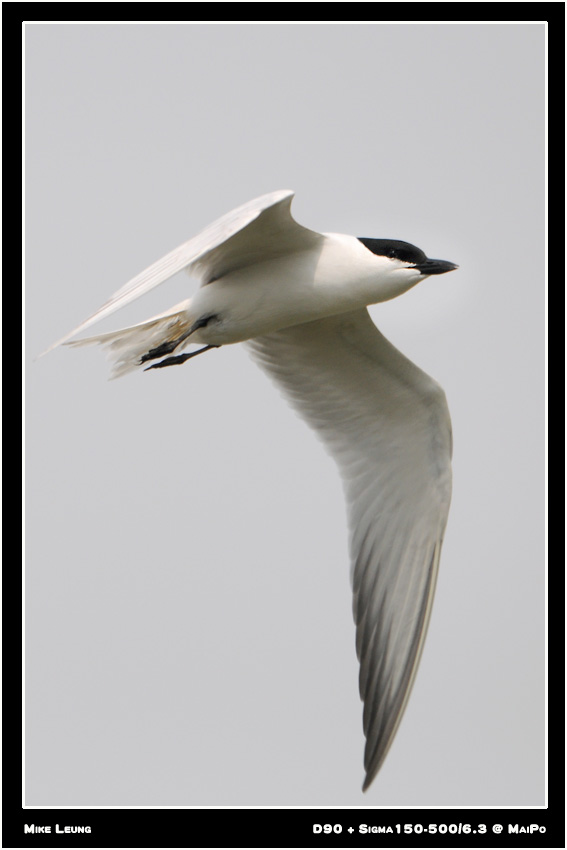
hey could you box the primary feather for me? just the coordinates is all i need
[248,309,452,789]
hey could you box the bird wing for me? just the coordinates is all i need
[247,309,452,790]
[45,189,322,352]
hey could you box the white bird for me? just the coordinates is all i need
[47,190,457,791]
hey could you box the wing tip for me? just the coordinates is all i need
[37,334,70,358]
[361,754,385,793]
[38,324,90,358]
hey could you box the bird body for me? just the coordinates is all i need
[46,190,458,791]
[184,234,429,348]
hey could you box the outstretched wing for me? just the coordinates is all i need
[45,189,322,352]
[247,309,452,790]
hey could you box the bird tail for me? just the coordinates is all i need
[64,299,194,378]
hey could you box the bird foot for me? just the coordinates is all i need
[140,340,180,363]
[144,345,220,370]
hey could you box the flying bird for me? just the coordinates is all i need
[46,190,457,791]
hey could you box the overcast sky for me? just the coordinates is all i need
[26,23,545,807]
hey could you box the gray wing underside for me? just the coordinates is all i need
[45,189,322,353]
[247,309,452,790]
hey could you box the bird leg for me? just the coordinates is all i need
[140,339,183,362]
[140,314,219,364]
[144,345,220,371]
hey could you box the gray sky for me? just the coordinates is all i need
[26,23,545,807]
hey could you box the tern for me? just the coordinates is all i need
[46,190,457,791]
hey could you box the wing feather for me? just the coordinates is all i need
[247,309,452,790]
[45,189,322,353]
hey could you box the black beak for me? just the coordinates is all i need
[415,258,459,275]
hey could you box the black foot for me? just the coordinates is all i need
[144,345,220,371]
[140,340,180,364]
[140,314,219,364]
